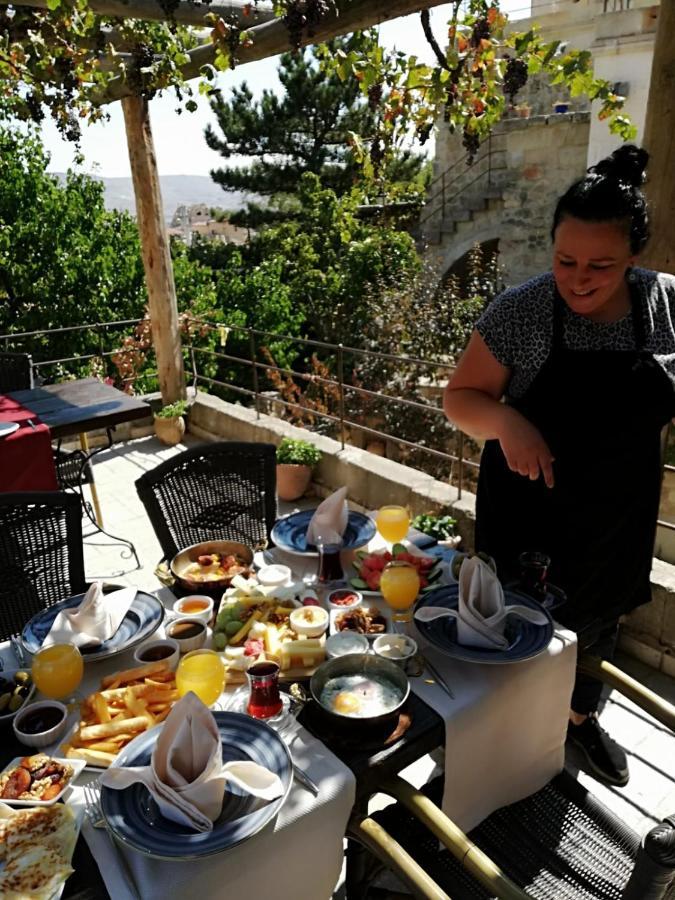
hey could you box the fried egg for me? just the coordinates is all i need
[320,675,402,718]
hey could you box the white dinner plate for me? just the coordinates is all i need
[0,422,20,438]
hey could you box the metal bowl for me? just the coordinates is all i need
[310,653,409,728]
[170,540,254,598]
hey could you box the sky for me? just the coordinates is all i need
[40,1,527,177]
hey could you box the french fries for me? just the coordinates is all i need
[60,661,178,768]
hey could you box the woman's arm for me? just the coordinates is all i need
[444,330,556,488]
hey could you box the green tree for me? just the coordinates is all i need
[205,32,427,211]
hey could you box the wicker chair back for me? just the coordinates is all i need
[0,352,34,393]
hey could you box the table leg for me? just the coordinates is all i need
[79,433,104,527]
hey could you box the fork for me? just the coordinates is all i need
[82,781,140,900]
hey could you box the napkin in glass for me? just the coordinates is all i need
[305,486,349,546]
[43,582,136,649]
[456,556,548,649]
[100,692,284,833]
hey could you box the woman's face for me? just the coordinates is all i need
[552,217,637,321]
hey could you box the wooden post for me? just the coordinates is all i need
[641,2,675,275]
[122,95,186,403]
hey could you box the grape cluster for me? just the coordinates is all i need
[503,57,528,101]
[25,92,44,124]
[368,83,383,111]
[283,3,307,52]
[370,137,384,176]
[128,43,156,98]
[470,17,490,48]
[462,126,481,163]
[284,0,334,51]
[305,0,333,36]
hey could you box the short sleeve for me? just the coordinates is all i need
[476,290,518,368]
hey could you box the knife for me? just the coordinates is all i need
[292,763,320,796]
[422,654,455,700]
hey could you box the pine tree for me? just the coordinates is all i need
[205,32,425,209]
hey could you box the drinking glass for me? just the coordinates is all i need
[32,643,84,701]
[316,538,344,587]
[376,506,410,546]
[379,561,420,624]
[176,649,226,707]
[518,551,551,600]
[246,661,283,719]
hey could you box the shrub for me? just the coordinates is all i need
[276,438,322,466]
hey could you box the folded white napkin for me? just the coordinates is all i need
[455,556,548,649]
[43,582,136,649]
[305,487,349,547]
[101,692,284,833]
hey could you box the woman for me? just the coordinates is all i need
[443,145,675,787]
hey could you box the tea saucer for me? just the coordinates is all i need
[221,686,293,730]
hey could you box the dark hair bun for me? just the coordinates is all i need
[590,144,649,187]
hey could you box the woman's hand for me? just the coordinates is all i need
[497,406,555,488]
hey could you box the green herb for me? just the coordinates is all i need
[155,400,188,419]
[411,513,456,541]
[276,437,322,467]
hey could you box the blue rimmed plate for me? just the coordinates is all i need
[415,584,554,664]
[100,712,293,860]
[271,510,376,556]
[20,590,164,662]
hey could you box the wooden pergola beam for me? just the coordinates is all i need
[2,0,274,27]
[98,0,445,103]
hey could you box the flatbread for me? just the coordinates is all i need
[0,804,76,899]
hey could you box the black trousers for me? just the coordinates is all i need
[570,621,619,715]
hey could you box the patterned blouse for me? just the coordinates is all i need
[476,268,675,401]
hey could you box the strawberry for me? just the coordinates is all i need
[366,571,381,591]
[244,638,264,657]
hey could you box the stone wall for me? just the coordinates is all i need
[188,391,675,675]
[429,112,591,288]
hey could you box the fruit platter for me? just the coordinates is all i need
[212,576,328,682]
[350,544,443,595]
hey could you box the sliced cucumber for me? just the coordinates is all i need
[350,578,368,589]
[391,543,407,557]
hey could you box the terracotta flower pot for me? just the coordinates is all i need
[154,414,185,446]
[276,463,312,501]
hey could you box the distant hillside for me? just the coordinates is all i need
[55,174,249,223]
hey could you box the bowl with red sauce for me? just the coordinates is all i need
[326,589,363,611]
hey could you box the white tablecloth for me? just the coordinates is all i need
[0,589,355,900]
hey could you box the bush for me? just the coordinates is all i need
[155,400,188,418]
[276,438,322,466]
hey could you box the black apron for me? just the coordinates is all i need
[475,278,675,639]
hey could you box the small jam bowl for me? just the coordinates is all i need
[13,700,69,749]
[325,631,369,659]
[373,634,418,669]
[326,588,363,611]
[133,638,180,671]
[165,618,208,654]
[172,595,214,625]
[289,605,329,638]
[257,564,292,589]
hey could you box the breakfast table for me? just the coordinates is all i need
[0,533,578,900]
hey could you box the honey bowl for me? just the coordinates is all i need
[172,595,213,626]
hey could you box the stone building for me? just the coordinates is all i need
[423,0,660,286]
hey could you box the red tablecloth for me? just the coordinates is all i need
[0,395,58,491]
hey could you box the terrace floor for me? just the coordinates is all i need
[86,434,675,888]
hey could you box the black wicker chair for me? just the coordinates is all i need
[0,492,87,641]
[0,351,34,393]
[135,441,278,561]
[348,656,675,900]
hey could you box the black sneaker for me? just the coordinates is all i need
[567,715,629,786]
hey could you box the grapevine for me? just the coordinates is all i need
[503,57,528,102]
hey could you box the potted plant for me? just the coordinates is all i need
[276,438,322,501]
[154,400,188,446]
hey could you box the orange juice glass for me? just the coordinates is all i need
[379,562,420,623]
[176,650,226,707]
[376,506,410,545]
[32,643,84,700]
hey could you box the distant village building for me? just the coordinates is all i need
[424,0,659,287]
[168,203,249,246]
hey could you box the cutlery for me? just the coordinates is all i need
[26,418,37,430]
[421,654,455,700]
[10,636,26,668]
[83,781,140,900]
[292,762,320,796]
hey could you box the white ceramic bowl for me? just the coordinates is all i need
[133,638,180,670]
[0,669,36,725]
[172,595,214,625]
[326,588,363,611]
[373,634,418,668]
[165,618,208,653]
[289,605,329,638]
[325,631,370,659]
[257,564,292,588]
[12,700,69,749]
